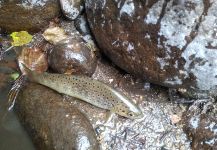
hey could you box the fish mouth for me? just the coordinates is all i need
[133,112,144,119]
[134,107,144,119]
[137,113,144,119]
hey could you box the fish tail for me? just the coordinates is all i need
[20,63,37,82]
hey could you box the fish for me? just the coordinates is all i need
[21,64,143,119]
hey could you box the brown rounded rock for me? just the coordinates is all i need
[182,112,217,149]
[0,0,60,33]
[0,73,10,90]
[85,0,217,96]
[15,83,100,150]
[48,37,97,76]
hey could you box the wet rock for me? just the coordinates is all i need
[182,110,217,149]
[18,46,48,74]
[73,16,100,55]
[15,83,99,150]
[60,0,84,20]
[0,73,10,90]
[43,21,98,75]
[0,56,18,89]
[48,37,97,76]
[60,20,78,36]
[75,15,91,35]
[59,19,94,46]
[0,0,60,33]
[0,60,18,73]
[85,0,217,96]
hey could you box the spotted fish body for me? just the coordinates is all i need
[23,66,143,119]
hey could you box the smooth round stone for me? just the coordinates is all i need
[48,37,97,76]
[0,0,60,33]
[16,83,100,150]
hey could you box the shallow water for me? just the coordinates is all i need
[0,52,35,150]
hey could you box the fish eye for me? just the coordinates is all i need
[128,113,134,117]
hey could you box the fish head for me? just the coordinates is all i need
[111,89,143,119]
[113,103,143,119]
[126,104,143,119]
[126,108,143,119]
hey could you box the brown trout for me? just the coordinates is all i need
[22,65,143,119]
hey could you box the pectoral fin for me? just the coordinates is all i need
[105,111,115,124]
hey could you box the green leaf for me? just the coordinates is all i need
[10,31,33,46]
[10,72,20,81]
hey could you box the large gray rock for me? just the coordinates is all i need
[0,0,60,33]
[85,0,217,97]
[15,83,99,150]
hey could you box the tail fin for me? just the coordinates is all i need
[20,63,37,82]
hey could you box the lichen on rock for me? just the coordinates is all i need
[85,0,217,98]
